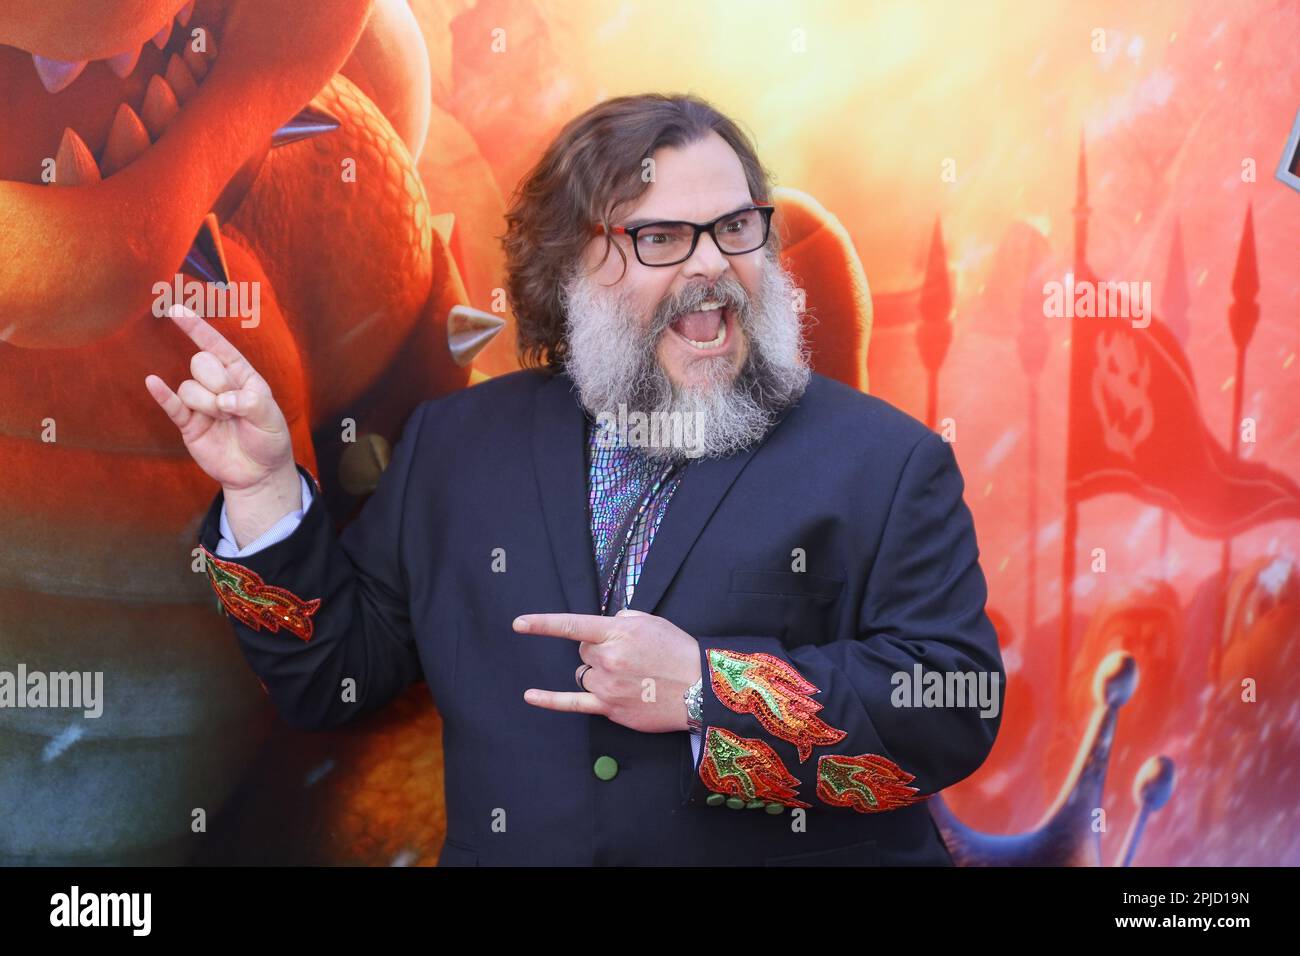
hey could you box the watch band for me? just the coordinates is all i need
[685,677,704,732]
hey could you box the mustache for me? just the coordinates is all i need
[647,275,752,338]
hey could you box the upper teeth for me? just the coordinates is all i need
[697,300,723,311]
[30,2,200,94]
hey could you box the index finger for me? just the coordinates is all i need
[165,305,252,382]
[513,613,616,643]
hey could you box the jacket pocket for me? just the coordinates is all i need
[730,569,844,602]
[765,839,879,866]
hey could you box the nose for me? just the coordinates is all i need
[681,229,730,281]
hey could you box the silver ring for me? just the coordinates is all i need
[576,664,593,691]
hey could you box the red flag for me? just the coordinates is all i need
[1064,272,1300,538]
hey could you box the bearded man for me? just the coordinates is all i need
[147,92,1003,866]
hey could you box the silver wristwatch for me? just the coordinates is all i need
[684,677,704,732]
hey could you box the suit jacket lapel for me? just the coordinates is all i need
[532,371,601,614]
[628,395,802,616]
[531,368,804,619]
[624,451,752,616]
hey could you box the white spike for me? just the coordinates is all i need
[447,306,507,367]
[32,54,87,94]
[182,40,208,80]
[100,103,152,178]
[105,45,142,79]
[53,128,102,186]
[430,213,455,245]
[141,74,180,138]
[164,53,198,104]
[152,19,172,50]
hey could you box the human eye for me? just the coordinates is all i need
[721,210,754,233]
[639,223,690,245]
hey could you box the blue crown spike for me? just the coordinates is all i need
[1116,755,1175,867]
[271,104,340,148]
[930,651,1161,865]
[183,212,229,285]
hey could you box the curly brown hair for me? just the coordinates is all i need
[499,93,780,372]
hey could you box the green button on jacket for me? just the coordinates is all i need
[593,755,619,781]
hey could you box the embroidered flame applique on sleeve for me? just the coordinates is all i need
[700,726,810,808]
[707,648,846,761]
[201,546,321,642]
[816,753,924,813]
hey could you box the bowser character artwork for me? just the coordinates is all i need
[0,0,875,865]
[0,0,502,864]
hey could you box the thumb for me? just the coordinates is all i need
[215,388,271,425]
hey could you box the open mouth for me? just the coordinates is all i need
[6,2,224,186]
[1,0,340,292]
[668,299,734,354]
[0,0,371,348]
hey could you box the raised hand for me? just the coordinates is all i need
[145,305,301,547]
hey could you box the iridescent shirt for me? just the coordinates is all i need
[585,416,686,615]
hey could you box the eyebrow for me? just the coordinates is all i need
[621,204,754,228]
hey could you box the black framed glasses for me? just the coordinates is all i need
[593,203,775,267]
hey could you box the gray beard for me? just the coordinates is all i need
[559,252,812,462]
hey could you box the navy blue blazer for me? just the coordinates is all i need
[196,368,1004,866]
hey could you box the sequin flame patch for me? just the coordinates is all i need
[817,753,924,813]
[700,727,810,808]
[707,649,846,761]
[201,546,321,642]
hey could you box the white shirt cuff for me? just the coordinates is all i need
[215,473,314,558]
